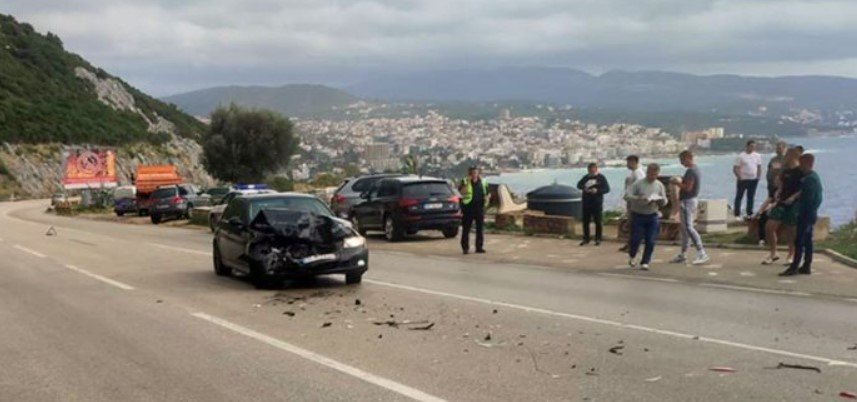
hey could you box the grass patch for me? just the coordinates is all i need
[819,220,857,260]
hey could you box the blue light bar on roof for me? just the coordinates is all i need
[233,184,268,190]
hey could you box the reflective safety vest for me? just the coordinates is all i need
[460,178,489,207]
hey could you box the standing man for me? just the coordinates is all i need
[624,164,668,270]
[780,154,822,276]
[459,166,489,255]
[577,163,610,246]
[620,155,646,252]
[670,151,710,265]
[758,141,788,245]
[733,140,763,219]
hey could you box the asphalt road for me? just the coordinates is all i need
[2,200,856,401]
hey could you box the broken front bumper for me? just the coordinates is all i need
[253,244,369,278]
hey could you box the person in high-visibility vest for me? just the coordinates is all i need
[458,166,490,254]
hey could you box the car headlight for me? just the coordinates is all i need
[343,236,366,249]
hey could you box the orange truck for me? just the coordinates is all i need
[134,165,181,215]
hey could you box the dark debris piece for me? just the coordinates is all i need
[767,362,821,373]
[609,345,625,355]
[321,322,332,328]
[409,322,435,331]
[283,311,296,317]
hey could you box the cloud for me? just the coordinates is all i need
[3,0,856,95]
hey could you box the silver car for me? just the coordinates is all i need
[209,188,275,231]
[330,174,403,220]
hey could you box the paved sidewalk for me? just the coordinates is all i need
[368,232,857,300]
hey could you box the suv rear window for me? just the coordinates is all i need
[351,177,381,192]
[151,188,177,199]
[402,182,453,198]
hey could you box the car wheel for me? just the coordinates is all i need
[150,213,161,224]
[354,215,368,236]
[345,272,363,285]
[384,215,403,242]
[213,242,231,277]
[185,204,193,219]
[442,226,459,238]
[116,211,125,217]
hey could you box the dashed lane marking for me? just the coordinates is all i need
[13,244,47,258]
[700,283,811,297]
[191,312,446,402]
[598,273,680,283]
[365,279,857,370]
[65,265,135,291]
[739,271,756,277]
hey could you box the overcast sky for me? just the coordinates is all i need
[3,0,857,96]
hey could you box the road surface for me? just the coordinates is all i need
[1,200,856,401]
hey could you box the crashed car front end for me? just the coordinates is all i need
[243,209,368,278]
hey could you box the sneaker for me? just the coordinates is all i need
[640,264,650,271]
[778,268,798,277]
[692,253,710,265]
[761,256,780,265]
[758,240,766,247]
[579,240,590,246]
[669,254,687,264]
[475,249,486,254]
[629,259,637,268]
[782,259,793,266]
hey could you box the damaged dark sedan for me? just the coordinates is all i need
[213,193,369,288]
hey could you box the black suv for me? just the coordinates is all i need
[351,177,461,241]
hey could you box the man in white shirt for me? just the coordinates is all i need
[619,155,646,252]
[733,140,762,218]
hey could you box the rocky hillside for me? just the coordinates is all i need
[0,14,214,198]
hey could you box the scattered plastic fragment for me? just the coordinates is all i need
[355,299,361,306]
[840,391,857,399]
[283,311,295,317]
[645,376,662,383]
[409,322,435,331]
[484,332,492,341]
[709,366,736,373]
[45,226,57,236]
[609,345,625,355]
[768,362,821,373]
[847,344,857,351]
[321,322,332,328]
[493,309,498,314]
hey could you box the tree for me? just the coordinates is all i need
[202,104,298,183]
[401,155,420,175]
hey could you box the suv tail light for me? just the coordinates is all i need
[447,195,460,204]
[169,196,183,205]
[398,197,419,209]
[331,194,345,204]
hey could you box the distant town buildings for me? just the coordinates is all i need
[292,111,687,177]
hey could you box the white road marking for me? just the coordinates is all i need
[65,265,135,290]
[846,299,857,304]
[191,312,446,402]
[739,271,756,277]
[149,243,211,256]
[701,264,723,269]
[598,273,680,283]
[778,279,797,284]
[365,279,857,370]
[700,283,810,297]
[13,244,47,258]
[707,272,718,276]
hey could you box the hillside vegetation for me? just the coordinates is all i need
[0,14,204,145]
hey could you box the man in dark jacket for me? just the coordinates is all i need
[577,163,610,246]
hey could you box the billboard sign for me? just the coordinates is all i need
[61,149,117,189]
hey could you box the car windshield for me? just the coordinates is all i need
[402,182,453,198]
[151,188,177,199]
[248,197,332,220]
